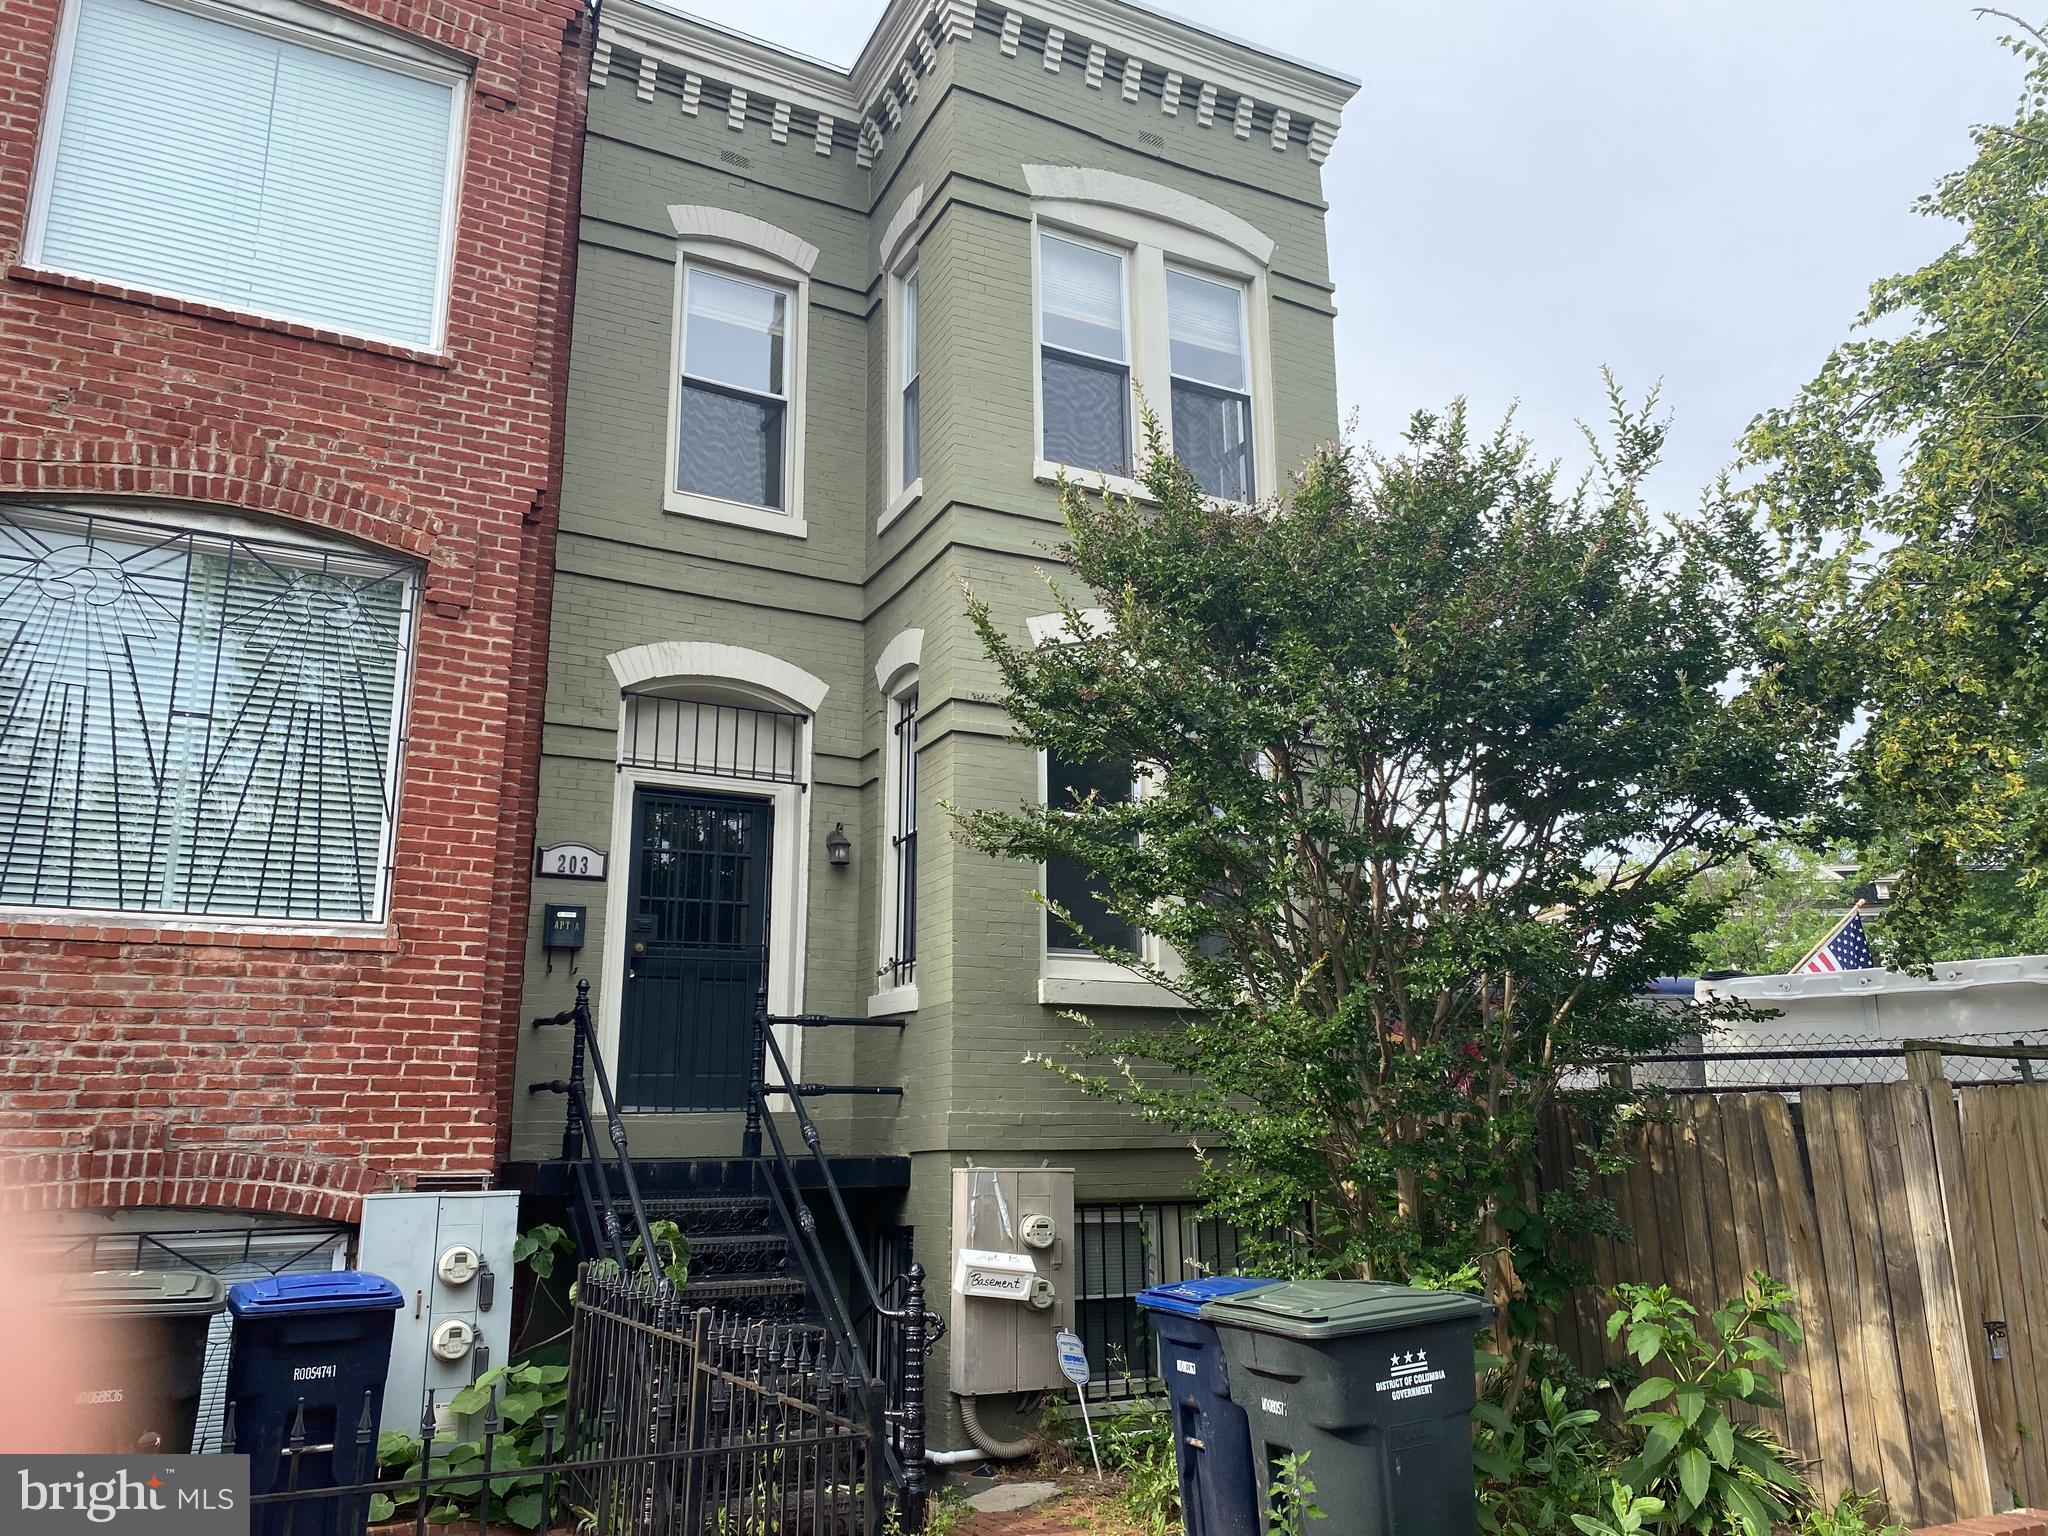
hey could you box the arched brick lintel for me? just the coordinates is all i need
[0,440,445,567]
[0,1123,394,1226]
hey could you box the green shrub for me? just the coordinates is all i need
[1475,1379,1612,1535]
[1607,1274,1811,1536]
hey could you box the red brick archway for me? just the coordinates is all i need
[0,1120,392,1225]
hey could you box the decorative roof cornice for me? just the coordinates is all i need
[594,0,1355,172]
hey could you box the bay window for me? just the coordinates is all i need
[1044,748,1141,958]
[28,0,465,350]
[0,502,416,923]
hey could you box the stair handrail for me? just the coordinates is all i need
[745,984,939,1527]
[528,978,671,1297]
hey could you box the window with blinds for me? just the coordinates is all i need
[0,502,417,922]
[1167,268,1255,501]
[29,0,464,349]
[676,265,793,511]
[1039,232,1132,476]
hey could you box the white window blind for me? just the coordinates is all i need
[35,0,461,348]
[0,503,417,922]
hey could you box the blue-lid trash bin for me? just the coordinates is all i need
[1135,1276,1282,1536]
[224,1271,405,1536]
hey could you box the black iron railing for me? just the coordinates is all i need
[528,978,666,1282]
[233,1271,882,1535]
[743,985,941,1528]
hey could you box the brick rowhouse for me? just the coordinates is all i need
[0,0,590,1222]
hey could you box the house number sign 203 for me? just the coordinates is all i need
[536,842,606,881]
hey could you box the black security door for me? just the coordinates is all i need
[617,789,772,1112]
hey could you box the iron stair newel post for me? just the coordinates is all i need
[742,976,768,1159]
[897,1261,929,1531]
[563,978,590,1162]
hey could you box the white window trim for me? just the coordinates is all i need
[870,628,922,1014]
[1026,185,1277,508]
[1037,749,1185,1006]
[664,219,813,539]
[882,259,924,531]
[593,649,826,1093]
[25,0,470,353]
[1033,226,1137,487]
[880,185,925,532]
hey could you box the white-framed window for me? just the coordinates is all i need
[900,267,922,488]
[26,0,467,351]
[871,628,922,1014]
[1166,268,1255,502]
[1043,747,1142,961]
[883,689,918,984]
[663,214,813,539]
[0,501,418,924]
[674,265,793,514]
[1037,230,1133,479]
[1025,169,1277,505]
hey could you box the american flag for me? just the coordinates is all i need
[1799,911,1876,974]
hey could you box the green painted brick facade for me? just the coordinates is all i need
[511,0,1353,1436]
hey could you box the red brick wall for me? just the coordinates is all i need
[0,0,589,1222]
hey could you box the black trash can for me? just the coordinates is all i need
[1135,1276,1280,1536]
[224,1271,404,1536]
[1202,1281,1494,1536]
[54,1269,226,1453]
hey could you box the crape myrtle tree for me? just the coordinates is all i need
[1742,12,2048,964]
[953,399,1840,1375]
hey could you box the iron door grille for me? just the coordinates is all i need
[617,790,772,1112]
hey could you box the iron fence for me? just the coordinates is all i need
[239,1266,882,1536]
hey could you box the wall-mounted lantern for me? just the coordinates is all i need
[826,822,852,868]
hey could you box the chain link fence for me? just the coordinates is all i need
[1632,1026,2048,1092]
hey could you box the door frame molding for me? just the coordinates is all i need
[598,764,810,1098]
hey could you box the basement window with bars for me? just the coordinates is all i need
[0,502,417,923]
[27,0,466,349]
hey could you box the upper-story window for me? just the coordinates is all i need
[1025,166,1279,505]
[900,268,922,487]
[27,0,465,350]
[1166,269,1255,503]
[676,266,792,513]
[1038,232,1133,478]
[664,208,817,539]
[0,501,418,924]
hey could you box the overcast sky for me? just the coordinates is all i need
[665,0,2022,502]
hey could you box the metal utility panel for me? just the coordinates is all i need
[357,1191,521,1437]
[948,1167,1075,1395]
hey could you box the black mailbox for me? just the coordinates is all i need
[544,903,586,949]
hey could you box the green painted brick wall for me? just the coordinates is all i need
[512,8,1348,1422]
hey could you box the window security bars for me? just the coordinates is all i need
[1076,1200,1246,1400]
[620,691,807,786]
[0,502,416,921]
[884,690,917,988]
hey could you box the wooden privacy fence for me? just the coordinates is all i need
[1541,1062,2048,1528]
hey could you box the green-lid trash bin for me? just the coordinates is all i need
[1201,1280,1494,1536]
[54,1269,227,1454]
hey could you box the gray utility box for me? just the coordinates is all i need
[1203,1281,1494,1536]
[356,1191,520,1438]
[948,1167,1074,1394]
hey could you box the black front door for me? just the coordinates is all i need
[617,788,772,1112]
